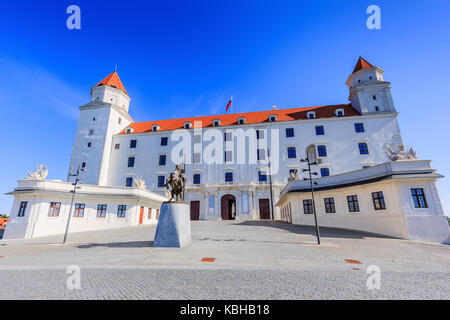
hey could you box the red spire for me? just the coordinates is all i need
[96,71,128,96]
[353,57,374,73]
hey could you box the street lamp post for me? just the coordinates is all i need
[63,167,84,244]
[301,157,321,245]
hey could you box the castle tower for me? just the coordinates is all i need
[346,57,396,114]
[67,71,133,186]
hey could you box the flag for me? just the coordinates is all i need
[226,98,232,112]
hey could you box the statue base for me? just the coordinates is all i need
[153,202,191,248]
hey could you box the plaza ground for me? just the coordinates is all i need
[0,220,448,299]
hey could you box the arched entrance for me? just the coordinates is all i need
[221,194,236,220]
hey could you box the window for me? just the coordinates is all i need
[375,106,380,111]
[193,152,201,164]
[320,168,330,177]
[285,128,294,138]
[269,115,277,122]
[74,203,85,217]
[159,155,167,166]
[126,177,133,187]
[184,122,191,129]
[303,199,313,214]
[128,157,135,168]
[372,95,377,100]
[307,111,316,119]
[130,140,137,148]
[118,118,122,124]
[87,142,91,148]
[411,188,428,208]
[161,137,168,146]
[225,172,233,183]
[48,202,61,217]
[208,195,215,213]
[97,204,107,218]
[317,145,327,157]
[257,149,265,161]
[335,109,345,117]
[193,174,201,185]
[224,151,233,163]
[213,120,220,127]
[117,205,127,218]
[81,162,86,169]
[18,201,27,217]
[355,123,365,133]
[224,132,232,142]
[324,198,336,214]
[258,171,267,182]
[126,128,132,134]
[115,144,120,150]
[92,117,96,121]
[157,176,165,188]
[372,192,386,210]
[148,208,152,219]
[315,126,325,135]
[256,130,264,139]
[152,125,159,131]
[88,129,94,136]
[287,147,297,159]
[238,118,245,125]
[347,195,360,212]
[358,143,369,155]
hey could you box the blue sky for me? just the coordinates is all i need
[0,0,449,216]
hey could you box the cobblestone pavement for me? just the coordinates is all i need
[0,221,449,299]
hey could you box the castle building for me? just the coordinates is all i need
[4,57,449,242]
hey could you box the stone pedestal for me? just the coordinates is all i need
[153,202,191,248]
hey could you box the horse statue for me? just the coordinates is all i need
[165,165,186,202]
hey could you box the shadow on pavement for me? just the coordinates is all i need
[235,220,397,240]
[77,241,153,249]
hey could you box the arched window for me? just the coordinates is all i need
[306,111,316,119]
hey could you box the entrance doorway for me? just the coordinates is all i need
[259,199,271,220]
[221,194,236,220]
[190,201,200,221]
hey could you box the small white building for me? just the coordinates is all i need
[276,160,450,244]
[3,178,166,239]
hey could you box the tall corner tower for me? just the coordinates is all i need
[345,57,396,115]
[68,71,133,186]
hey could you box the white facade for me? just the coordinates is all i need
[4,179,166,239]
[277,160,450,244]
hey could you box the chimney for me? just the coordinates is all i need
[272,105,278,110]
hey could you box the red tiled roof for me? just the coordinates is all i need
[120,104,359,134]
[353,57,374,73]
[96,71,128,96]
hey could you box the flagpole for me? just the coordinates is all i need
[231,96,233,114]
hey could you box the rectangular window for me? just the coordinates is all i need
[242,193,249,212]
[411,188,428,208]
[315,126,325,135]
[88,129,93,136]
[258,171,267,182]
[97,204,107,218]
[372,191,386,210]
[128,156,135,168]
[324,198,336,214]
[157,176,165,188]
[148,208,152,219]
[224,151,232,163]
[256,130,264,140]
[347,195,360,212]
[81,162,86,169]
[193,174,201,185]
[126,177,133,187]
[208,195,215,213]
[117,205,127,218]
[358,143,369,155]
[87,142,91,148]
[161,137,168,146]
[18,201,28,217]
[257,149,266,161]
[287,147,297,159]
[73,203,85,217]
[320,168,330,177]
[355,123,365,133]
[225,172,233,182]
[159,154,167,166]
[317,145,327,157]
[130,140,137,148]
[48,202,61,217]
[285,128,294,138]
[224,132,232,142]
[303,199,313,215]
[115,143,120,150]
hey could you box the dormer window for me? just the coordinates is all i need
[213,120,220,127]
[335,109,345,117]
[269,115,277,122]
[126,127,134,134]
[184,122,192,129]
[152,125,160,132]
[238,117,246,125]
[306,111,316,119]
